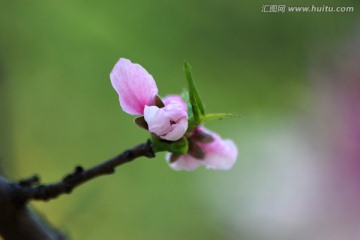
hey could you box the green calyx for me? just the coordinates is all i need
[150,135,189,154]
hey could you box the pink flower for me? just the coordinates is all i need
[144,95,188,141]
[166,126,238,171]
[110,58,158,115]
[110,58,188,141]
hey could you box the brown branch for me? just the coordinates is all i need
[15,140,155,202]
[0,140,155,239]
[0,177,67,240]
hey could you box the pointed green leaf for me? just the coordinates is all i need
[181,90,192,119]
[184,62,205,126]
[203,113,240,122]
[181,89,197,130]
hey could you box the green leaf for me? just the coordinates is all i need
[184,62,205,127]
[181,89,197,130]
[150,135,189,154]
[203,113,240,122]
[181,90,192,118]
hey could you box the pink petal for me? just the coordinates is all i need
[110,58,158,115]
[161,120,188,141]
[165,126,238,171]
[199,127,238,170]
[166,153,203,171]
[144,102,188,141]
[144,106,171,136]
[202,139,238,170]
[163,95,187,112]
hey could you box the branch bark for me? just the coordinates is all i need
[0,177,67,240]
[0,140,155,239]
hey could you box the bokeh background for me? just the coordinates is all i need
[1,0,360,239]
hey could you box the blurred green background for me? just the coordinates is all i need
[0,0,359,239]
